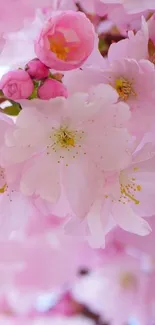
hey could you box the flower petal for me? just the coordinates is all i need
[63,158,99,218]
[112,202,151,236]
[20,155,60,202]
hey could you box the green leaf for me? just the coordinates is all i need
[3,102,21,116]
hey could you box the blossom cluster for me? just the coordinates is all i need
[0,0,155,324]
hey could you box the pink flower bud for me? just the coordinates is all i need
[0,70,34,100]
[38,78,68,99]
[26,58,49,80]
[35,11,95,71]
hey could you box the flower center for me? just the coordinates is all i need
[119,171,141,205]
[47,126,85,165]
[54,127,76,148]
[115,78,136,101]
[119,272,137,289]
[48,34,69,61]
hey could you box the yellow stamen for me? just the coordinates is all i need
[137,185,141,191]
[48,37,69,61]
[121,188,140,205]
[115,78,136,101]
[133,167,139,171]
[54,127,75,148]
[0,183,7,194]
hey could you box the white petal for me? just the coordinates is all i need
[64,93,99,125]
[89,84,119,104]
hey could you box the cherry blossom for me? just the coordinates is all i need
[35,11,95,70]
[1,85,131,218]
[0,1,155,321]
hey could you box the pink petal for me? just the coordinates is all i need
[87,200,106,248]
[63,158,99,218]
[112,202,152,235]
[20,155,60,202]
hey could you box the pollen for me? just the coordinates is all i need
[133,167,139,171]
[119,173,142,205]
[120,272,137,290]
[0,183,7,194]
[54,127,76,148]
[115,77,136,101]
[47,125,86,163]
[0,168,7,194]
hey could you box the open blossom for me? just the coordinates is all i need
[65,58,155,135]
[1,85,131,218]
[73,142,155,248]
[38,79,68,99]
[35,11,95,70]
[102,58,155,135]
[0,70,34,100]
[100,144,155,236]
[102,59,155,106]
[108,17,149,62]
[108,14,155,64]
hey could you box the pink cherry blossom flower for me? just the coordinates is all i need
[108,17,149,62]
[1,85,131,218]
[108,14,155,65]
[100,0,155,13]
[64,58,155,135]
[38,79,68,99]
[26,59,49,80]
[101,58,155,135]
[0,70,34,100]
[96,2,150,35]
[77,142,155,248]
[35,11,95,70]
[101,145,155,236]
